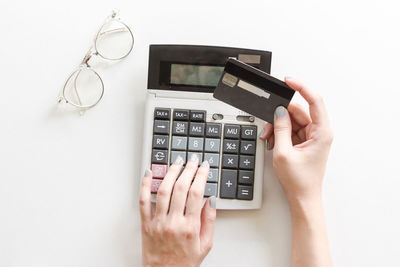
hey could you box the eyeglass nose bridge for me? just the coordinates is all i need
[81,51,93,66]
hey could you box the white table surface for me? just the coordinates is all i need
[1,0,399,266]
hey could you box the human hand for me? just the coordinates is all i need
[139,154,216,267]
[259,77,333,204]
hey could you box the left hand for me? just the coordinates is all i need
[139,154,216,267]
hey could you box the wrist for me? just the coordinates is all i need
[287,193,324,221]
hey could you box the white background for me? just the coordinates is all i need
[1,0,399,266]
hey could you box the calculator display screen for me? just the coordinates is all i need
[170,64,224,87]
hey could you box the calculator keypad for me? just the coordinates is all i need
[150,108,257,200]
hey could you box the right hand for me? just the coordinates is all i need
[259,77,333,203]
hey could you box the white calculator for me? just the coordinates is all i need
[141,45,272,210]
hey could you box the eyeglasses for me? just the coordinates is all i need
[58,11,134,113]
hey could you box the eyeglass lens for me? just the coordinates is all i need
[95,19,133,60]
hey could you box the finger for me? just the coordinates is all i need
[259,123,273,141]
[285,77,329,126]
[200,196,217,254]
[169,153,200,215]
[185,161,210,217]
[139,169,153,222]
[287,102,312,128]
[155,156,184,217]
[267,135,274,150]
[273,106,293,153]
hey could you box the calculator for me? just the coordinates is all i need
[141,45,272,210]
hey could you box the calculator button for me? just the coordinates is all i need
[152,135,169,149]
[204,138,220,152]
[153,120,170,134]
[172,121,188,135]
[204,183,218,197]
[240,140,256,155]
[204,153,220,168]
[239,155,255,170]
[151,179,163,193]
[224,124,241,139]
[187,152,203,164]
[190,110,206,122]
[173,109,189,121]
[188,137,204,151]
[151,164,168,179]
[241,125,257,140]
[207,168,219,183]
[171,151,187,164]
[189,122,205,136]
[206,123,222,138]
[220,169,237,199]
[238,170,254,185]
[171,136,187,150]
[222,154,238,168]
[152,149,168,164]
[237,185,253,200]
[223,140,239,154]
[154,108,170,120]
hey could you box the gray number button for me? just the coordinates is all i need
[170,151,187,164]
[204,183,218,197]
[188,137,204,151]
[204,153,220,167]
[205,138,220,152]
[171,136,187,150]
[207,168,219,183]
[187,152,203,164]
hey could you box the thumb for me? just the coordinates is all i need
[200,196,216,254]
[273,106,293,153]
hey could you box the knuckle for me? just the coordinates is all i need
[274,124,290,133]
[174,182,187,192]
[190,188,203,199]
[139,196,149,207]
[273,151,289,164]
[157,187,169,197]
[181,226,196,239]
[163,225,176,237]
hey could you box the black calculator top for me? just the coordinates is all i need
[147,45,272,93]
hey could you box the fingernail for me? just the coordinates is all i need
[201,160,209,167]
[174,155,183,165]
[190,153,199,162]
[267,141,271,150]
[258,129,265,138]
[209,196,216,208]
[275,106,286,118]
[144,169,150,176]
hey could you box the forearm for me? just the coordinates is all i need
[289,195,333,267]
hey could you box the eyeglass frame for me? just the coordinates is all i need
[58,11,134,110]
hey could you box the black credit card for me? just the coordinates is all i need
[213,59,295,124]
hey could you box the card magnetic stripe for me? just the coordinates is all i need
[224,59,295,100]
